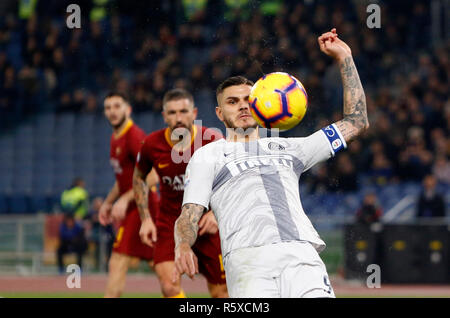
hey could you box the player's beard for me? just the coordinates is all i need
[110,113,128,130]
[223,115,258,133]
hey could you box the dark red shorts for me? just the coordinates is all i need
[154,213,226,285]
[112,192,159,260]
[112,207,154,260]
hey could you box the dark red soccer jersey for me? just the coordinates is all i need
[110,120,146,197]
[136,125,222,217]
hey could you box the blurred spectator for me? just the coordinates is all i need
[355,193,383,225]
[416,175,446,219]
[398,127,433,182]
[307,164,330,194]
[182,0,208,22]
[369,152,394,186]
[83,93,99,113]
[57,213,87,274]
[329,153,358,192]
[84,197,115,271]
[433,155,450,185]
[60,178,89,221]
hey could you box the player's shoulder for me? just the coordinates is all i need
[129,122,146,138]
[194,137,225,157]
[143,128,166,144]
[130,121,145,133]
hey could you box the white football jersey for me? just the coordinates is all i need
[182,124,347,260]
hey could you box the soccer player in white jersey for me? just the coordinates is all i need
[173,28,369,297]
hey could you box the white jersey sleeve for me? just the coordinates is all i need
[182,145,216,209]
[292,123,347,172]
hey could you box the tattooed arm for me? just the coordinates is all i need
[334,56,369,142]
[133,166,157,246]
[318,28,369,142]
[173,203,206,280]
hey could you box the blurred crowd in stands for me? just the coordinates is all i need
[0,0,448,195]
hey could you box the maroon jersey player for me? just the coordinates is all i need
[100,92,160,298]
[133,88,227,298]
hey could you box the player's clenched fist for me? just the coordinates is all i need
[318,28,352,61]
[198,210,218,236]
[99,201,113,225]
[139,217,157,247]
[173,242,199,282]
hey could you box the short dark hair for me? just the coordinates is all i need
[162,88,194,108]
[216,76,254,98]
[104,91,129,104]
[72,177,85,188]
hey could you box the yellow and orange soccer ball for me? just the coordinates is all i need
[249,72,308,131]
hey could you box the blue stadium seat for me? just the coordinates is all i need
[0,174,12,193]
[32,170,53,196]
[34,113,55,136]
[135,112,154,132]
[321,193,342,210]
[0,150,14,171]
[9,195,30,214]
[0,193,8,214]
[0,134,14,149]
[12,172,33,194]
[30,196,51,213]
[34,148,53,162]
[73,148,95,162]
[151,113,166,132]
[342,193,361,214]
[195,89,221,129]
[379,183,401,198]
[94,175,115,197]
[56,113,75,130]
[400,182,422,196]
[75,113,95,131]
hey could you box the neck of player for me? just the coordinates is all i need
[226,126,259,142]
[114,118,131,136]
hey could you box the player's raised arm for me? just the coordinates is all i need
[173,203,205,280]
[318,28,369,142]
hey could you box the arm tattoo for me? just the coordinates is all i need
[174,203,205,248]
[335,56,369,142]
[133,167,151,221]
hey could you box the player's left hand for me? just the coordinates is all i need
[173,242,199,282]
[198,210,218,235]
[111,196,129,222]
[318,28,352,61]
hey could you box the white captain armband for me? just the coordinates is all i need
[321,123,347,156]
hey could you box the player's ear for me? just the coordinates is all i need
[215,106,224,122]
[126,104,132,117]
[192,107,198,120]
[161,108,168,124]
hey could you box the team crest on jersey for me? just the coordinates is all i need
[268,142,285,151]
[116,147,121,155]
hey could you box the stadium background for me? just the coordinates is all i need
[0,0,449,297]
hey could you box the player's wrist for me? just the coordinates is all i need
[142,215,154,223]
[175,241,191,251]
[102,201,114,209]
[336,53,352,63]
[118,194,132,206]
